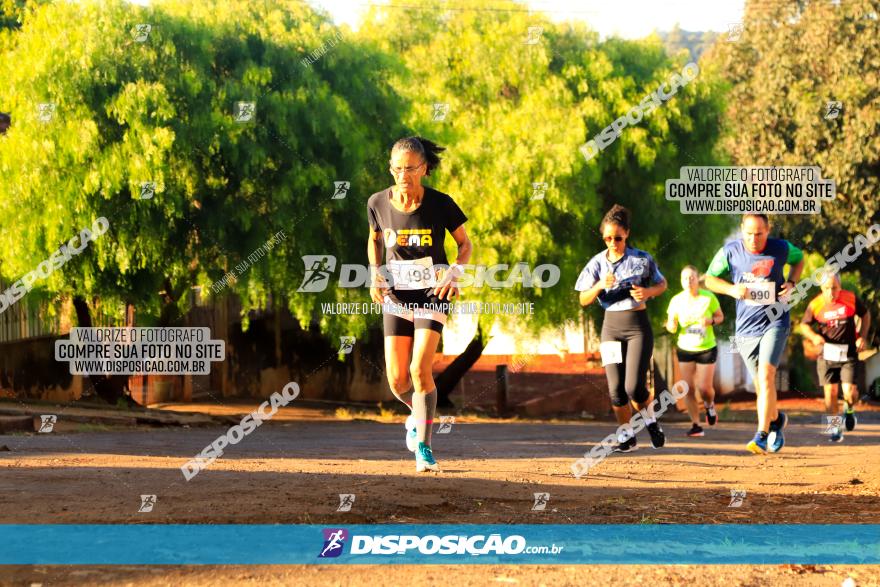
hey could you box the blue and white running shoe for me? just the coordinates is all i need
[768,411,787,453]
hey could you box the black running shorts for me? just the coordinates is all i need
[382,289,452,337]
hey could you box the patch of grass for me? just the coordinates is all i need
[603,497,626,506]
[637,515,660,525]
[377,405,397,422]
[334,407,353,420]
[74,423,110,433]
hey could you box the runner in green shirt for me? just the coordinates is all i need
[666,266,724,437]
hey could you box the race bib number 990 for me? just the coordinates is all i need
[389,257,436,290]
[744,282,776,306]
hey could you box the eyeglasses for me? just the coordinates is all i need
[603,236,624,243]
[389,162,425,176]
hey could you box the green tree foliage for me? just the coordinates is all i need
[0,0,736,406]
[1,0,28,31]
[703,0,880,339]
[657,25,720,62]
[357,0,731,335]
[0,0,403,337]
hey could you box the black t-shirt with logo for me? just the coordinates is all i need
[367,187,467,290]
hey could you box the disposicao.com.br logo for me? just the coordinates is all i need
[317,528,563,557]
[297,255,560,292]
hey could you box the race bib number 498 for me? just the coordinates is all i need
[389,257,436,290]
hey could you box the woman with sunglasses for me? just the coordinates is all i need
[367,136,472,472]
[575,205,668,452]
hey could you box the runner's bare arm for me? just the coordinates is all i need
[799,304,825,345]
[368,230,388,303]
[704,275,746,299]
[632,277,666,302]
[434,224,471,300]
[367,230,383,267]
[578,279,608,307]
[781,256,805,297]
[449,224,472,266]
[856,310,871,352]
[797,322,824,346]
[579,272,615,306]
[665,311,678,333]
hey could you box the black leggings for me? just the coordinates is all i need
[601,309,654,407]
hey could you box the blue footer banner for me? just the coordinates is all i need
[2,525,879,565]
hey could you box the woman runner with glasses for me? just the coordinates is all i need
[367,136,472,472]
[575,205,668,452]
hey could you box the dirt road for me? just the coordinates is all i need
[1,403,878,585]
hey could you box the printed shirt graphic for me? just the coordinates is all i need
[801,289,867,360]
[706,238,803,337]
[574,246,665,311]
[667,289,721,352]
[367,186,467,290]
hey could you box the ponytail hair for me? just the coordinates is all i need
[601,204,631,232]
[391,136,445,176]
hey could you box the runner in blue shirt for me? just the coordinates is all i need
[576,205,668,452]
[704,213,805,455]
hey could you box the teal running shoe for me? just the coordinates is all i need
[415,442,440,472]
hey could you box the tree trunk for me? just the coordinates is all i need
[435,326,488,408]
[72,296,138,407]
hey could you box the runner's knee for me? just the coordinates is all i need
[386,360,411,392]
[387,373,411,393]
[758,363,776,380]
[409,362,433,387]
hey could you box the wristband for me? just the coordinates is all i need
[438,263,464,287]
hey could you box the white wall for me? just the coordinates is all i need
[441,312,587,356]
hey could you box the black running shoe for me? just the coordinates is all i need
[647,422,666,448]
[687,423,705,437]
[844,409,856,432]
[705,405,717,426]
[613,435,638,453]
